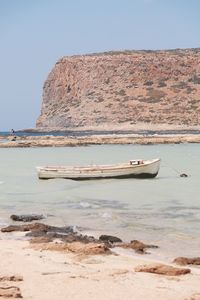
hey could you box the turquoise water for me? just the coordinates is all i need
[0,144,199,259]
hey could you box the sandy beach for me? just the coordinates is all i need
[0,225,200,300]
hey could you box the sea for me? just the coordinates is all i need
[0,141,199,261]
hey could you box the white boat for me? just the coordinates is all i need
[37,158,160,180]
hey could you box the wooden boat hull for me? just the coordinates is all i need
[37,158,160,180]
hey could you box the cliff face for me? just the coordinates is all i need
[36,49,200,129]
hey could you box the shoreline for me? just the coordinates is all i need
[0,133,200,147]
[0,225,200,300]
[19,123,200,132]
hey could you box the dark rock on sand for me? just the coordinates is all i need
[0,275,23,282]
[3,222,112,257]
[25,228,76,238]
[135,263,191,276]
[27,231,97,244]
[46,225,75,234]
[0,286,22,298]
[173,257,200,266]
[1,222,98,246]
[29,236,53,244]
[1,224,34,232]
[25,230,49,238]
[99,235,122,244]
[10,214,44,222]
[1,222,160,258]
[1,223,49,232]
[0,275,23,298]
[1,223,75,234]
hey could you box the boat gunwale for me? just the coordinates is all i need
[37,158,160,172]
[36,158,160,171]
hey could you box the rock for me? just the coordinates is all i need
[28,232,97,244]
[0,286,22,298]
[29,236,53,244]
[173,257,200,266]
[47,225,75,234]
[31,241,112,256]
[1,224,33,232]
[1,223,49,233]
[26,230,49,238]
[1,222,98,247]
[135,263,191,276]
[0,275,23,282]
[99,235,122,244]
[10,214,44,222]
[67,242,111,256]
[44,232,96,243]
[0,275,23,298]
[118,240,158,254]
[180,173,188,177]
[36,49,200,130]
[1,223,74,234]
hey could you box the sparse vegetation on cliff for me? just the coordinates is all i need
[37,49,200,129]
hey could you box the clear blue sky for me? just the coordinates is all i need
[0,0,199,130]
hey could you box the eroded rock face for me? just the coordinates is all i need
[37,49,200,129]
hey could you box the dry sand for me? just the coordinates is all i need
[0,233,200,300]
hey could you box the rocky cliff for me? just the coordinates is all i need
[36,49,200,129]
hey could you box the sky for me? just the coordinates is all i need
[0,0,199,130]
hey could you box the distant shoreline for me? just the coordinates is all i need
[2,122,200,134]
[1,125,200,137]
[1,124,200,147]
[0,132,200,147]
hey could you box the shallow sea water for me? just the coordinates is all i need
[0,144,199,260]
